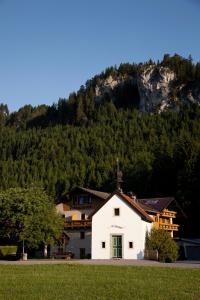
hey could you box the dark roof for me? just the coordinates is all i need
[90,191,153,223]
[69,187,174,213]
[137,197,175,213]
[138,202,159,214]
[70,186,110,200]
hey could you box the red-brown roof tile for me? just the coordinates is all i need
[121,194,154,222]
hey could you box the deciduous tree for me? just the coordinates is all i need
[0,186,63,248]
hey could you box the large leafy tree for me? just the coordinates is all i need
[0,186,63,248]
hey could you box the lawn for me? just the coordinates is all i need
[0,264,199,300]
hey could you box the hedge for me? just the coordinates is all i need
[0,246,17,256]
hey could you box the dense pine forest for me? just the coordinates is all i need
[0,54,200,236]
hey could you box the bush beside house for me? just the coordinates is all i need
[146,228,179,262]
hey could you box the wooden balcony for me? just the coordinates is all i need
[159,223,179,231]
[161,210,176,218]
[64,220,92,229]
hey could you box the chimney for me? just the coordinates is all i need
[128,191,137,202]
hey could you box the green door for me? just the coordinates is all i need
[112,235,122,258]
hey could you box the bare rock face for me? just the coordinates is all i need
[137,66,176,113]
[180,81,200,106]
[95,75,125,102]
[93,65,200,113]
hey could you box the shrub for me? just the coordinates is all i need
[145,228,179,262]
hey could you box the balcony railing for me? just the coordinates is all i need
[159,223,179,231]
[64,220,92,229]
[161,210,177,218]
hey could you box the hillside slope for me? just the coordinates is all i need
[0,54,200,236]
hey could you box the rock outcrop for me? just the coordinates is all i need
[180,81,200,106]
[137,66,176,113]
[93,65,200,113]
[95,75,131,103]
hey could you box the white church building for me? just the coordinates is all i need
[91,191,153,259]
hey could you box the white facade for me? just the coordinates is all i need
[55,203,92,258]
[92,194,152,259]
[51,230,91,259]
[64,230,91,258]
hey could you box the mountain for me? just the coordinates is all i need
[1,53,200,128]
[92,55,200,114]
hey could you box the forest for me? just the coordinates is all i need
[0,54,200,236]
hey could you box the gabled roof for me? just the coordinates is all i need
[121,194,154,222]
[70,186,110,200]
[90,191,153,223]
[137,197,175,213]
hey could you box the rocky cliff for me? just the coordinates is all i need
[93,65,200,113]
[137,66,176,113]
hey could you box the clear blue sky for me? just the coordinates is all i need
[0,0,199,112]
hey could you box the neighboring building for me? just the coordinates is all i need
[53,187,109,258]
[175,238,200,260]
[53,187,180,259]
[137,197,180,237]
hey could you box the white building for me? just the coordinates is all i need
[54,187,179,259]
[91,191,153,259]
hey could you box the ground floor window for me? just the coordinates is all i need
[102,242,106,248]
[129,241,133,248]
[80,231,85,239]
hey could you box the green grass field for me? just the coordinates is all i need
[0,264,199,300]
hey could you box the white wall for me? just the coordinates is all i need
[56,203,65,214]
[65,230,91,258]
[55,203,92,258]
[51,229,91,259]
[92,194,152,259]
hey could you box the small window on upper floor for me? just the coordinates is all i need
[102,242,106,248]
[114,208,120,216]
[78,195,92,205]
[81,213,86,220]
